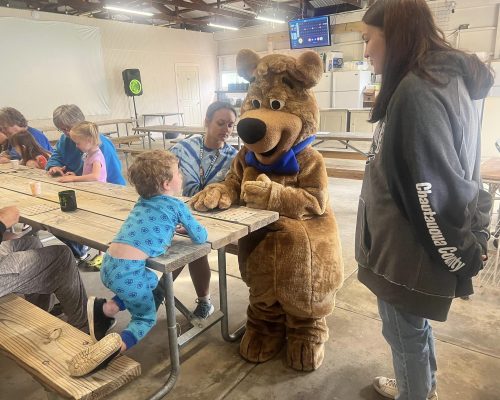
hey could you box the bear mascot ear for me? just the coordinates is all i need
[289,51,324,89]
[236,49,260,82]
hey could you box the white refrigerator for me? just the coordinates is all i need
[331,71,372,109]
[313,72,333,109]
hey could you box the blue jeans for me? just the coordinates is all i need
[57,237,88,258]
[378,298,437,400]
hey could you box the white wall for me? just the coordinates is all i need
[0,7,218,128]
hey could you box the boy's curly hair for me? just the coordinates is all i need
[128,150,178,199]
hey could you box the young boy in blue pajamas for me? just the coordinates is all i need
[69,150,208,376]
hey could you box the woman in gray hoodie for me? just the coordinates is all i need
[357,1,494,399]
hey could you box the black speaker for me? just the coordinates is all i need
[122,69,143,96]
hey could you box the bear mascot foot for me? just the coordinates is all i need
[286,337,325,372]
[239,328,285,363]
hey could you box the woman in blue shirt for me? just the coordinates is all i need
[0,107,53,163]
[47,104,125,185]
[47,104,125,260]
[168,101,238,319]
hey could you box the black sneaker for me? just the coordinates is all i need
[49,302,64,317]
[192,299,215,319]
[87,296,116,342]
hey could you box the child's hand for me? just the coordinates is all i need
[48,166,66,176]
[64,172,76,176]
[175,224,188,235]
[58,175,75,183]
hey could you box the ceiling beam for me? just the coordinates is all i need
[151,2,178,16]
[60,0,103,14]
[246,0,301,15]
[155,14,210,26]
[151,3,210,25]
[175,0,249,15]
[156,0,255,20]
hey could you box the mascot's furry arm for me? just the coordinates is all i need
[242,148,329,219]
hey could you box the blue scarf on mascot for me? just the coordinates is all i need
[244,135,316,175]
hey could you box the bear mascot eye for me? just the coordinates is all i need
[270,99,285,110]
[252,99,261,109]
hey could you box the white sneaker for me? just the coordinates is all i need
[372,377,438,399]
[373,377,398,399]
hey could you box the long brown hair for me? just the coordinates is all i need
[363,0,487,122]
[9,130,51,165]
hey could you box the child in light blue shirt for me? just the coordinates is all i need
[69,150,207,377]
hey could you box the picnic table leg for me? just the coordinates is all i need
[218,248,245,342]
[148,273,180,400]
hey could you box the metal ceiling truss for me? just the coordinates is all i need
[0,0,364,30]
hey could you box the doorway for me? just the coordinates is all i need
[175,64,202,126]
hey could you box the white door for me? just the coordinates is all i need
[175,65,202,126]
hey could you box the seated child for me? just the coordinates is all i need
[58,121,107,183]
[68,150,208,376]
[9,130,51,169]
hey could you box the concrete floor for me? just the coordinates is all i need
[1,162,500,399]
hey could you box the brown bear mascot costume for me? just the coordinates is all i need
[191,49,344,371]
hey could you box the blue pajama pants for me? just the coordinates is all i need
[101,253,159,349]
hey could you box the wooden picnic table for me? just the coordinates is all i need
[0,165,278,397]
[132,125,206,149]
[142,112,184,127]
[94,118,137,137]
[314,131,373,180]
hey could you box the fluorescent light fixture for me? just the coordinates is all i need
[103,6,154,17]
[256,15,285,24]
[208,22,239,31]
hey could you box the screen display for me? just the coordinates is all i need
[289,16,331,49]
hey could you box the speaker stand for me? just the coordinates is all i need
[132,96,139,128]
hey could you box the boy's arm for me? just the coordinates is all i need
[177,202,208,244]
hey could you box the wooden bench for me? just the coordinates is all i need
[316,147,367,161]
[0,294,140,400]
[326,166,365,180]
[111,133,149,148]
[116,147,150,168]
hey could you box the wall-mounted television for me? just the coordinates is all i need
[289,16,331,50]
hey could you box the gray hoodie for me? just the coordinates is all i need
[356,51,494,321]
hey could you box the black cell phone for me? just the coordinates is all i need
[51,170,63,177]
